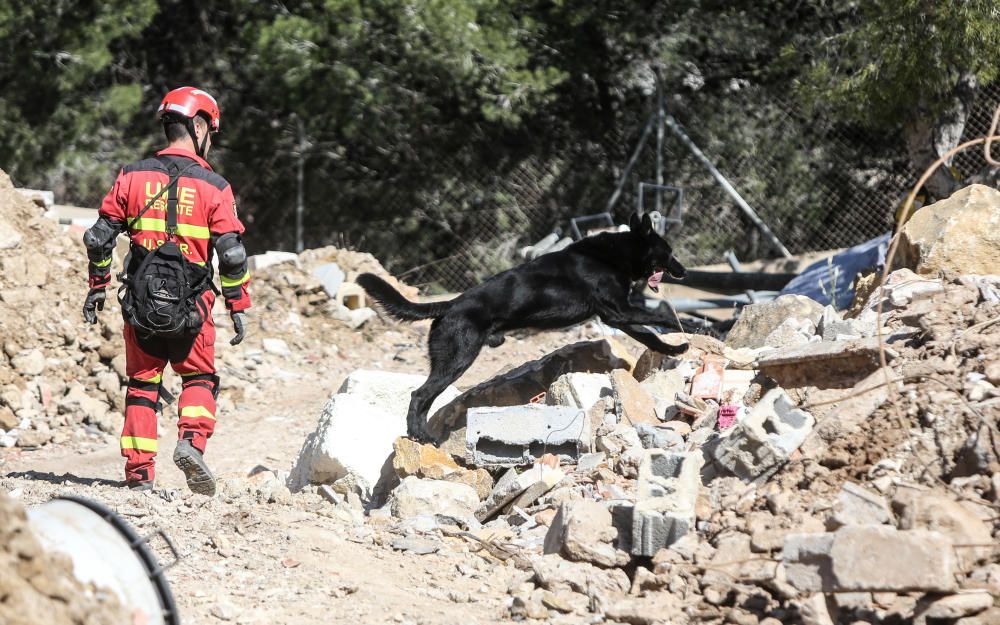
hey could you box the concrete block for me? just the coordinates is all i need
[545,372,612,411]
[783,526,957,593]
[713,389,814,482]
[338,369,460,420]
[465,404,589,467]
[312,262,345,299]
[248,250,299,271]
[631,504,693,557]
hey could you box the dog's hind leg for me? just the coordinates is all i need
[407,317,488,442]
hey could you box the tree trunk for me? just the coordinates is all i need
[903,73,978,201]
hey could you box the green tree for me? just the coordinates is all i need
[800,0,1000,199]
[0,0,157,198]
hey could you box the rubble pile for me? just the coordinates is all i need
[289,265,999,621]
[0,492,127,625]
[0,170,124,451]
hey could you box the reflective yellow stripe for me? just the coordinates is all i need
[134,373,162,384]
[93,257,113,268]
[132,217,166,233]
[131,219,210,240]
[174,223,210,239]
[220,270,250,288]
[180,371,208,377]
[181,405,215,420]
[120,436,158,452]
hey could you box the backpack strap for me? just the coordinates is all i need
[125,156,198,234]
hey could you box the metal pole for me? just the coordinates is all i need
[295,117,305,254]
[655,78,664,215]
[605,114,655,214]
[663,114,792,258]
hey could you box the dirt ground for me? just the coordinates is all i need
[0,313,622,625]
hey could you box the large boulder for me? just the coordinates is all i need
[896,184,1000,276]
[724,295,823,349]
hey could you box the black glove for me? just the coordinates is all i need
[83,288,106,324]
[229,311,246,346]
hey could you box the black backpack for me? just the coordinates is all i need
[118,157,215,339]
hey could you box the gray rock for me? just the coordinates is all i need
[826,482,892,529]
[11,349,45,376]
[389,476,479,521]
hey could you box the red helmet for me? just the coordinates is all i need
[157,86,221,132]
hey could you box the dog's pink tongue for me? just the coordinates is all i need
[647,270,664,291]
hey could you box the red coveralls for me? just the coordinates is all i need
[98,147,251,484]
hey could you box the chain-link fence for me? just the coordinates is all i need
[313,83,1000,293]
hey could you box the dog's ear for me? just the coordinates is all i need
[628,212,641,232]
[641,213,653,234]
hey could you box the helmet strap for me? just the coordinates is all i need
[184,117,208,159]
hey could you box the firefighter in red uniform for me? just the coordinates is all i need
[82,87,251,495]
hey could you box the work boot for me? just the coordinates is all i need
[173,439,216,496]
[127,480,154,492]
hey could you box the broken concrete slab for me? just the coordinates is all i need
[428,339,631,445]
[389,476,479,520]
[465,404,589,467]
[713,389,814,483]
[610,369,659,425]
[783,526,957,593]
[545,372,612,411]
[756,336,892,377]
[543,500,629,568]
[725,294,824,350]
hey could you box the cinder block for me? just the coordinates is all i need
[713,389,814,482]
[466,404,590,468]
[630,449,703,556]
[631,504,692,557]
[336,282,366,310]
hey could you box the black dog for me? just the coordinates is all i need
[357,213,688,441]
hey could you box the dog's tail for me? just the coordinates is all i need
[356,273,451,321]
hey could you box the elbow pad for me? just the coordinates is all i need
[83,216,123,263]
[215,232,248,276]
